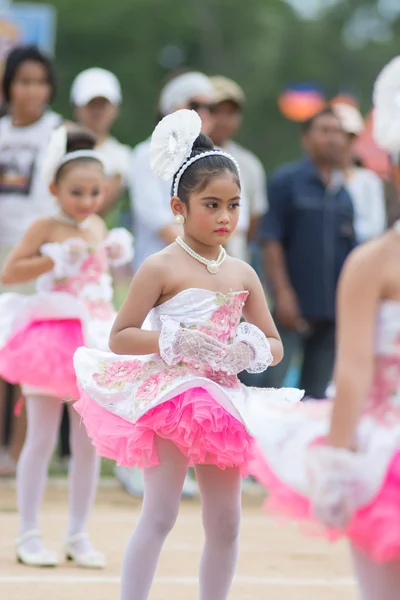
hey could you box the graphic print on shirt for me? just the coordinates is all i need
[0,141,38,195]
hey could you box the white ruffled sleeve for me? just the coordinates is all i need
[158,317,182,365]
[40,241,87,280]
[234,322,273,373]
[104,228,134,267]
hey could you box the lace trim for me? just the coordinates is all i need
[104,228,134,267]
[234,322,273,373]
[158,317,182,365]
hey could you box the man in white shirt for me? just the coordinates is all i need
[130,71,216,270]
[71,68,131,215]
[210,76,268,262]
[333,103,386,242]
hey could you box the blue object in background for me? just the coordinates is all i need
[5,3,56,54]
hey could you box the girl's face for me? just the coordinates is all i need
[51,162,106,222]
[10,60,52,120]
[174,171,241,247]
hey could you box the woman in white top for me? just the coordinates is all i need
[0,45,61,476]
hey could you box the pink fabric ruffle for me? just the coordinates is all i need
[74,386,254,473]
[0,319,84,399]
[250,445,400,563]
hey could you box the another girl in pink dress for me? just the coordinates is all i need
[246,57,400,600]
[0,126,132,568]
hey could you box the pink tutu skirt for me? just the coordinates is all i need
[74,386,255,473]
[251,447,400,563]
[0,319,84,399]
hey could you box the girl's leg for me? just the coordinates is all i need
[351,545,379,600]
[195,464,242,600]
[17,395,62,552]
[120,437,189,600]
[351,545,400,600]
[66,405,101,554]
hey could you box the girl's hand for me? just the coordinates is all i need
[307,446,378,529]
[159,318,226,366]
[105,242,122,261]
[216,340,254,375]
[177,328,226,365]
[64,239,88,265]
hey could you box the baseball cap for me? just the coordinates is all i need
[210,76,245,108]
[70,68,122,106]
[159,72,215,116]
[333,103,364,135]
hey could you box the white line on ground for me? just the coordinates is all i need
[0,575,356,586]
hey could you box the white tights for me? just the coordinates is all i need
[352,545,400,600]
[17,395,100,553]
[121,437,242,600]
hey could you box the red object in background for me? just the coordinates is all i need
[278,85,326,122]
[353,110,390,178]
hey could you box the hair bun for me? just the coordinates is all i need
[66,126,97,153]
[191,133,214,156]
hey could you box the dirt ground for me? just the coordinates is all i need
[0,478,357,600]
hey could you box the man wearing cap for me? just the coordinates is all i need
[120,71,216,498]
[71,68,131,214]
[333,103,386,243]
[129,71,216,271]
[210,76,268,262]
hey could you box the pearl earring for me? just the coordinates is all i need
[175,214,185,225]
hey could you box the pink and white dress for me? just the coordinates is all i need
[0,228,133,400]
[73,288,303,473]
[248,300,400,563]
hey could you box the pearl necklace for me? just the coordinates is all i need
[175,236,226,274]
[53,208,91,230]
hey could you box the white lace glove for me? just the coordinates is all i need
[221,322,273,374]
[103,228,134,267]
[159,318,226,366]
[216,340,255,375]
[306,446,379,529]
[40,239,88,280]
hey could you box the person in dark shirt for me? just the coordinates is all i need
[260,107,356,398]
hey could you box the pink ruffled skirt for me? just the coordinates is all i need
[0,319,84,399]
[250,447,400,563]
[74,386,255,473]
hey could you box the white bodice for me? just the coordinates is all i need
[147,288,247,338]
[375,301,400,356]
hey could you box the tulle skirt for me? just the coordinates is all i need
[0,319,84,399]
[250,439,400,563]
[74,386,255,474]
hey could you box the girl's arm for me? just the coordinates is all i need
[242,264,283,365]
[109,255,166,355]
[1,219,54,284]
[327,243,383,449]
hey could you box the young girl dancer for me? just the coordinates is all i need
[73,109,302,599]
[0,126,133,568]
[246,57,400,600]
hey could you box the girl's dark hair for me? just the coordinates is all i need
[2,45,57,104]
[55,127,103,182]
[172,133,240,203]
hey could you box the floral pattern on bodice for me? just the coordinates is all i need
[364,302,400,425]
[52,249,114,319]
[91,290,249,410]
